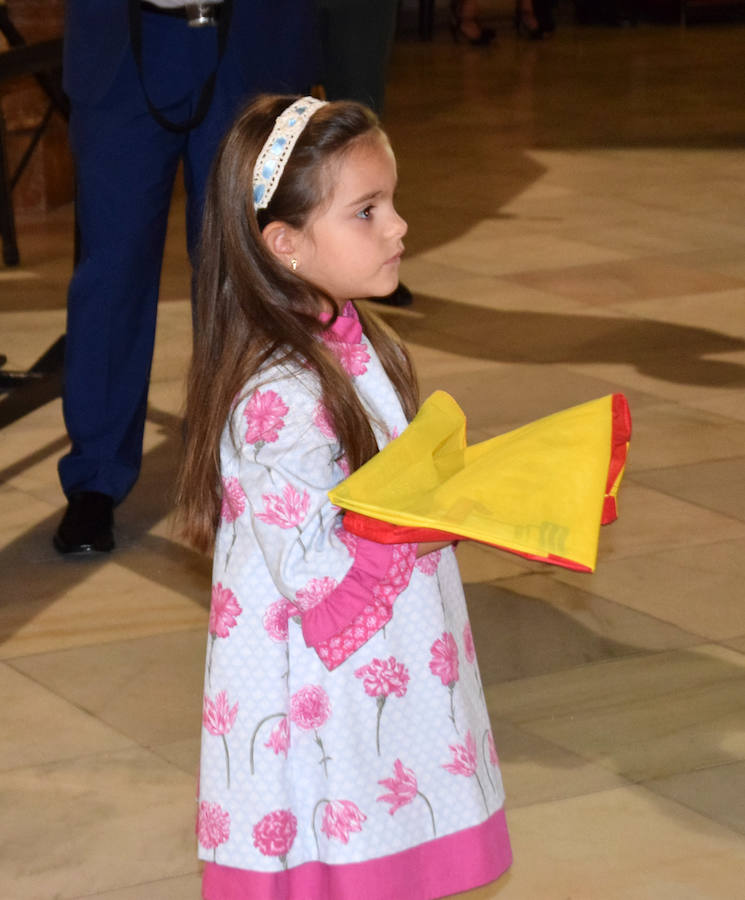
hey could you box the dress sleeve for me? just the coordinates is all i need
[221,370,416,670]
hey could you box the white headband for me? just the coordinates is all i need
[252,96,328,211]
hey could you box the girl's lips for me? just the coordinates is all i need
[384,249,403,265]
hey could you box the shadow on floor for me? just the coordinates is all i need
[376,293,745,388]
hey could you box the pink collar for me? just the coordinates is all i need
[320,301,363,344]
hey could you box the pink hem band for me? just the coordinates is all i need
[203,807,512,900]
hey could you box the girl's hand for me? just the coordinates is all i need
[416,540,456,558]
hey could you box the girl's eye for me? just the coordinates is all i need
[356,206,373,220]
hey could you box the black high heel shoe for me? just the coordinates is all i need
[514,2,543,39]
[449,1,496,46]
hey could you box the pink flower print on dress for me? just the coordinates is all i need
[354,656,410,756]
[257,484,310,529]
[265,716,290,758]
[323,333,370,376]
[197,801,230,861]
[355,656,410,699]
[442,730,489,814]
[250,712,289,774]
[256,484,311,554]
[319,800,366,844]
[207,583,243,686]
[377,759,437,837]
[295,576,338,613]
[220,476,246,523]
[482,728,501,795]
[430,631,460,733]
[290,684,332,775]
[244,388,289,446]
[429,632,459,686]
[252,809,297,870]
[263,598,291,643]
[335,525,358,557]
[203,691,239,789]
[415,549,441,576]
[203,690,239,736]
[313,402,336,440]
[209,583,243,638]
[429,631,460,734]
[290,684,331,730]
[463,622,476,665]
[443,729,477,777]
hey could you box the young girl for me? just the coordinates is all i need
[178,95,512,900]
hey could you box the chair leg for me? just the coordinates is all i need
[0,109,20,267]
[419,0,435,40]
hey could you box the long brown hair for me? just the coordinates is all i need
[177,95,418,553]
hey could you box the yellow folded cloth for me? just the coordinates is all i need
[329,391,631,572]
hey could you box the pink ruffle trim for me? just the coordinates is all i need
[203,807,512,900]
[301,535,416,671]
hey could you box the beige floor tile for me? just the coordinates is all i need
[0,309,66,372]
[150,299,192,386]
[417,226,631,278]
[619,288,745,342]
[71,873,202,900]
[380,291,737,409]
[0,748,197,900]
[467,575,697,686]
[0,560,206,660]
[505,257,744,307]
[0,427,67,491]
[411,361,649,438]
[492,719,629,809]
[687,391,745,426]
[589,482,745,563]
[493,572,698,653]
[147,380,188,418]
[0,485,58,546]
[645,761,745,837]
[152,737,201,778]
[632,457,745,522]
[0,663,134,772]
[563,358,745,420]
[555,538,745,641]
[452,785,745,900]
[625,402,745,472]
[10,629,206,748]
[487,644,745,782]
[399,260,586,315]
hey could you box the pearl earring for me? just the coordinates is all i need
[290,257,298,271]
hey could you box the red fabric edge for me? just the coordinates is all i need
[342,513,593,574]
[602,393,632,525]
[203,808,512,900]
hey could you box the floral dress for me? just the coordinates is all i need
[198,303,512,900]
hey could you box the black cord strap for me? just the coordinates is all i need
[128,0,233,134]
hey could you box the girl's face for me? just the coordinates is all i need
[292,134,408,303]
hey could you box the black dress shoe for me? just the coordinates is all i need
[370,282,414,307]
[53,491,115,554]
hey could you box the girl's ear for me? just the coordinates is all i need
[261,221,300,263]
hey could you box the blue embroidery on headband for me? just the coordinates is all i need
[252,97,327,211]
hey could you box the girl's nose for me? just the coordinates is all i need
[392,210,408,240]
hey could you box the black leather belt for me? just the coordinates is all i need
[139,2,222,25]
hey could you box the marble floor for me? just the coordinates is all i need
[2,15,745,900]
